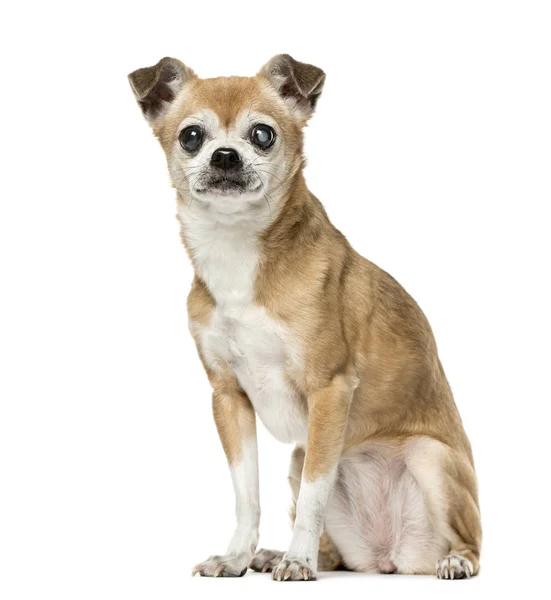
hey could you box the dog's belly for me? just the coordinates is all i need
[325,442,447,574]
[198,304,308,444]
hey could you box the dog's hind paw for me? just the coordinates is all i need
[436,554,474,580]
[249,548,285,573]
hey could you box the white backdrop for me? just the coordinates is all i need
[1,1,550,599]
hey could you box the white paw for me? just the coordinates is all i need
[249,548,285,573]
[192,553,250,578]
[436,554,474,580]
[272,556,317,581]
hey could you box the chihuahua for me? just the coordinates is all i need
[129,55,481,581]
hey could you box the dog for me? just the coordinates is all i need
[129,54,481,581]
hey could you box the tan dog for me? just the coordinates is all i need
[129,55,481,581]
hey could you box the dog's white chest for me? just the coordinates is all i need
[181,209,307,444]
[200,304,307,443]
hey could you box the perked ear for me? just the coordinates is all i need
[128,57,196,123]
[259,54,325,119]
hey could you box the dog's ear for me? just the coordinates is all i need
[128,57,196,123]
[259,54,325,120]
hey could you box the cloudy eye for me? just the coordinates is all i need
[251,124,276,150]
[179,125,204,153]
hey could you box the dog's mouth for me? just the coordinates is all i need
[194,171,261,196]
[198,179,246,194]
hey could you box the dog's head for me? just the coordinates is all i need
[129,55,324,216]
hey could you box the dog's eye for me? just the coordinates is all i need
[179,125,204,153]
[251,125,276,150]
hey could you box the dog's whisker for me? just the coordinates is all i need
[254,169,284,184]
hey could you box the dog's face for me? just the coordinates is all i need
[129,56,325,217]
[163,77,291,211]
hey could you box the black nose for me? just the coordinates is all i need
[210,147,242,171]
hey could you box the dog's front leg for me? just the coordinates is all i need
[272,374,355,581]
[192,372,259,578]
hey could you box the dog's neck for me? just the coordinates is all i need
[177,171,327,307]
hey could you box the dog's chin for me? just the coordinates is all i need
[193,180,263,202]
[198,183,249,197]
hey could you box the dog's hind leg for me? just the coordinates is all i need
[250,446,344,573]
[404,437,482,579]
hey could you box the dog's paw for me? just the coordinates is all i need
[272,556,317,581]
[250,548,285,573]
[436,554,474,580]
[192,553,250,578]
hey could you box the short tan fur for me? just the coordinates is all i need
[129,54,481,581]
